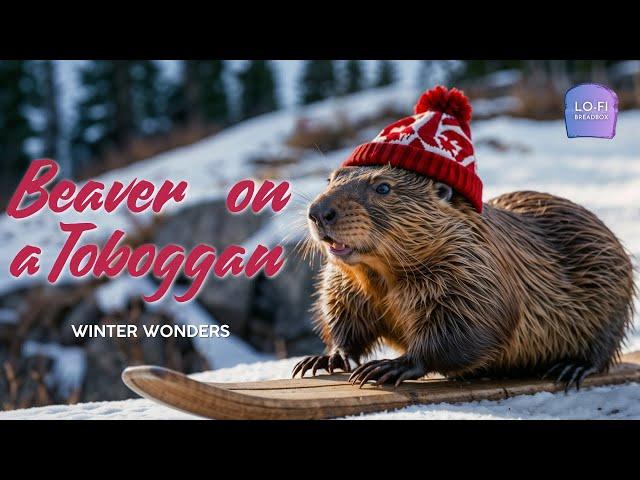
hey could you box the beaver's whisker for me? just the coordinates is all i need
[291,188,315,203]
[367,231,421,287]
[366,228,429,282]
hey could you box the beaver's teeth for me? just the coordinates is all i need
[332,242,346,250]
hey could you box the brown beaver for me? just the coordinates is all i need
[292,87,636,391]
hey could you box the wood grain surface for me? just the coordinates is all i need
[122,351,640,420]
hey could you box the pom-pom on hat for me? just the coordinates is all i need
[342,85,483,212]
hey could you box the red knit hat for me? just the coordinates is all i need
[342,85,483,212]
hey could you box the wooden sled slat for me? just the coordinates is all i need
[122,351,640,420]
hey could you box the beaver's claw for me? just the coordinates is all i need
[348,356,426,388]
[292,351,357,378]
[542,362,598,393]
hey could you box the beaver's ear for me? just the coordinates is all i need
[434,182,453,202]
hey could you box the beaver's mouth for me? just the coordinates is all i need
[322,235,354,258]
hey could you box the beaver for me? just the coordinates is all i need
[292,86,636,391]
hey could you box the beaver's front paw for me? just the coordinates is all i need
[348,356,426,388]
[292,351,357,378]
[542,361,598,393]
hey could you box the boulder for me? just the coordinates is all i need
[154,198,267,251]
[82,323,133,402]
[59,295,102,346]
[82,303,210,403]
[153,198,268,334]
[248,247,324,356]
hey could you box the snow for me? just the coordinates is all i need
[2,86,640,419]
[0,308,18,325]
[0,356,638,420]
[610,60,640,78]
[484,69,522,88]
[472,96,521,117]
[347,382,640,420]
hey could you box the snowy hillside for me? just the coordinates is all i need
[1,85,639,419]
[0,86,417,295]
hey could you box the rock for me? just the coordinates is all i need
[286,336,325,357]
[153,198,268,334]
[247,247,324,356]
[181,350,210,373]
[82,325,133,403]
[59,295,102,346]
[137,313,166,367]
[198,276,254,334]
[81,304,211,403]
[154,198,267,251]
[19,284,96,345]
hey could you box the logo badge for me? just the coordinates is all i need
[565,83,618,139]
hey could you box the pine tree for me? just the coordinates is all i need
[464,60,489,78]
[376,60,395,87]
[168,60,200,125]
[72,61,169,171]
[72,61,125,170]
[343,60,363,94]
[129,60,170,135]
[33,60,61,160]
[169,61,229,126]
[112,61,136,144]
[0,61,39,197]
[300,60,337,104]
[197,61,229,123]
[238,60,278,119]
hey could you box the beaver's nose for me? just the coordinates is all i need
[309,202,338,226]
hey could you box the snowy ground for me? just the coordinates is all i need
[1,356,639,420]
[1,85,639,419]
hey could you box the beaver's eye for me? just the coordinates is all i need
[375,183,391,195]
[435,182,453,202]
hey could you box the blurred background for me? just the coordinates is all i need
[1,59,639,411]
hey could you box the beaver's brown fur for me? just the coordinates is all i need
[292,165,636,390]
